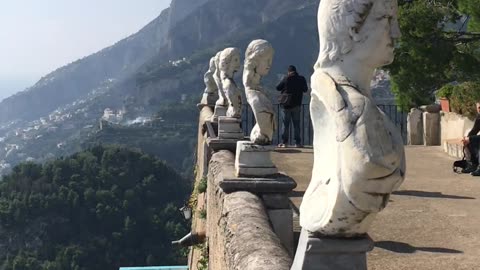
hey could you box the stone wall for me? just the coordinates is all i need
[207,150,292,270]
[440,112,475,142]
[188,106,213,270]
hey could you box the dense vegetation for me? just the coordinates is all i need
[0,146,190,269]
[437,81,480,119]
[389,0,480,109]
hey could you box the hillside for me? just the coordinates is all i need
[0,146,190,269]
[0,0,309,125]
[0,0,324,177]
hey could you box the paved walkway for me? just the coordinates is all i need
[271,146,480,270]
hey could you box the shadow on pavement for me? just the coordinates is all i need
[393,190,475,200]
[375,241,463,254]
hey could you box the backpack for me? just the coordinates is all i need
[277,93,292,107]
[453,146,468,173]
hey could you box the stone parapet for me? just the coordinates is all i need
[440,112,475,142]
[207,150,292,270]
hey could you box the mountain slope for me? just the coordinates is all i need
[0,0,208,124]
[0,0,321,176]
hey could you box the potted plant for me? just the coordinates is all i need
[436,84,455,112]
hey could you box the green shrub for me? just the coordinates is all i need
[196,177,207,194]
[199,209,207,220]
[436,84,455,99]
[449,81,480,120]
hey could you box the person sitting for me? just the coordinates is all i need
[462,101,480,176]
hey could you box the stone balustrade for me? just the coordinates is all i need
[188,105,293,270]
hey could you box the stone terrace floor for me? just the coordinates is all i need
[271,146,480,270]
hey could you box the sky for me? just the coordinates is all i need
[0,0,171,100]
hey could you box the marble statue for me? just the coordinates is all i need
[200,56,218,106]
[300,0,406,237]
[243,39,276,145]
[213,51,226,107]
[219,47,242,119]
[212,51,228,121]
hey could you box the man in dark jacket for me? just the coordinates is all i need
[276,65,308,147]
[462,101,480,176]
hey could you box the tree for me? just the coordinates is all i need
[0,146,190,269]
[388,0,480,109]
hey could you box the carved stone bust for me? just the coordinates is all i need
[243,39,276,145]
[300,0,405,237]
[219,47,242,118]
[213,51,227,107]
[200,56,218,105]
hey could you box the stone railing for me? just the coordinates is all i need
[440,112,476,158]
[188,105,294,270]
[407,107,477,158]
[207,151,292,269]
[407,105,442,146]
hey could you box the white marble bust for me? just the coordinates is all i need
[300,0,406,237]
[200,56,218,105]
[243,39,276,145]
[219,47,242,118]
[213,51,227,107]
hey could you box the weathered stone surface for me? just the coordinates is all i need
[207,151,292,270]
[235,141,278,177]
[218,116,244,139]
[211,51,228,122]
[220,175,297,194]
[440,112,476,143]
[207,138,246,152]
[302,0,405,237]
[262,194,291,209]
[423,112,441,146]
[268,209,294,256]
[407,108,424,145]
[292,229,373,270]
[220,48,242,118]
[243,39,277,145]
[200,56,219,106]
[212,104,227,122]
[189,105,213,270]
[420,104,441,113]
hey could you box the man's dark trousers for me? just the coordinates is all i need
[468,136,480,165]
[281,106,301,145]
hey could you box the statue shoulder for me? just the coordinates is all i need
[311,71,366,142]
[311,71,346,112]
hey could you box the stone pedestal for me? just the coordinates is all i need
[218,116,244,139]
[235,141,278,177]
[291,230,374,270]
[407,108,424,145]
[268,208,294,255]
[198,93,217,109]
[423,112,441,146]
[212,105,227,122]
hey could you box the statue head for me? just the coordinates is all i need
[244,39,274,77]
[317,0,401,69]
[219,47,241,77]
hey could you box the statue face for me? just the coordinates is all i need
[352,0,401,67]
[231,54,241,73]
[256,51,273,76]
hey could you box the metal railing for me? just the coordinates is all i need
[242,104,407,146]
